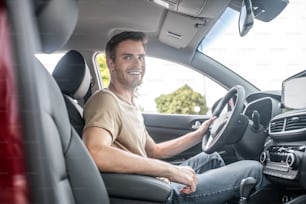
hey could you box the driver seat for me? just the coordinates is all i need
[52,49,91,137]
[53,50,172,204]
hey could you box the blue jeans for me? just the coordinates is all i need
[168,152,267,204]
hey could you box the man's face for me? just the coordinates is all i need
[108,40,146,90]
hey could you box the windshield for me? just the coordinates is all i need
[198,1,306,91]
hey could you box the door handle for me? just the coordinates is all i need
[192,121,202,129]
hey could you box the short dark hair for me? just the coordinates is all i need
[105,31,147,61]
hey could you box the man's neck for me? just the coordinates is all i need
[108,83,135,105]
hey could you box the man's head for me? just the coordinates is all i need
[105,31,147,90]
[106,31,147,61]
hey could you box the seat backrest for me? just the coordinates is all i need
[35,59,110,204]
[14,0,110,203]
[52,50,91,137]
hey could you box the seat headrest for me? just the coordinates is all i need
[52,50,91,100]
[35,0,79,53]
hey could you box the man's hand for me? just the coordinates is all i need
[196,116,217,137]
[168,166,198,194]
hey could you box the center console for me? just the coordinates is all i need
[256,69,306,203]
[259,109,306,203]
[261,110,306,185]
[260,145,305,180]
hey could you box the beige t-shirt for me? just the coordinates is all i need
[83,89,147,157]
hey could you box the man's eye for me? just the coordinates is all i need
[123,55,132,60]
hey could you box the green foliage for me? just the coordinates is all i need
[155,84,208,115]
[96,53,110,88]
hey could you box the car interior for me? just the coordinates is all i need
[2,0,306,204]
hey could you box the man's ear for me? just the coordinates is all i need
[106,57,114,72]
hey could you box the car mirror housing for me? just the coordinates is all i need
[239,0,254,37]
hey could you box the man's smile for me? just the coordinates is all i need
[128,70,142,75]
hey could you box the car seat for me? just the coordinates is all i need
[36,61,110,203]
[8,0,110,203]
[52,50,91,137]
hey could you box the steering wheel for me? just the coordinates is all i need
[202,85,246,153]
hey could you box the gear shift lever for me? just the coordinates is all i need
[239,177,257,204]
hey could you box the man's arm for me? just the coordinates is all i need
[145,116,216,159]
[83,127,198,193]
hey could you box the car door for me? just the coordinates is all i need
[137,57,227,163]
[143,113,210,163]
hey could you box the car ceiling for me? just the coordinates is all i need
[63,0,234,63]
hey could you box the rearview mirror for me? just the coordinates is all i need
[239,0,254,37]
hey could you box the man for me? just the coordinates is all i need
[83,31,267,203]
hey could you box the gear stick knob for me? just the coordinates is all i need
[239,177,257,204]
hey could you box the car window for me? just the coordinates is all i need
[37,52,227,115]
[35,53,65,73]
[95,53,226,115]
[198,3,306,91]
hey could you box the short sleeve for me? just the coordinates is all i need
[83,90,121,141]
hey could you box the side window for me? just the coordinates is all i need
[35,53,65,73]
[95,53,110,88]
[138,58,226,115]
[95,53,226,115]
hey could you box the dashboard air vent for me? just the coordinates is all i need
[270,114,306,133]
[270,119,284,133]
[285,115,306,131]
[269,111,306,141]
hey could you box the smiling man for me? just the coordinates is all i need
[106,33,146,104]
[82,31,267,203]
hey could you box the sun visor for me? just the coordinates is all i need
[35,0,79,53]
[158,12,206,48]
[150,0,208,17]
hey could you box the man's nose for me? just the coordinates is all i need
[133,57,144,66]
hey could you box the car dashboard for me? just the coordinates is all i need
[242,74,306,204]
[262,109,306,188]
[241,89,306,202]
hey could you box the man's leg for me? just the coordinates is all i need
[179,152,225,173]
[169,160,265,204]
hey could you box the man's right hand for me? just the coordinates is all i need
[168,165,197,194]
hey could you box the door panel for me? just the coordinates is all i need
[143,113,210,163]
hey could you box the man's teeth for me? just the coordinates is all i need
[129,71,141,75]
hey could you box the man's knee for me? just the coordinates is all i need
[249,160,263,172]
[242,160,264,183]
[210,152,225,167]
[233,160,263,178]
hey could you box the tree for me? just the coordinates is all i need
[96,53,110,88]
[155,84,208,115]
